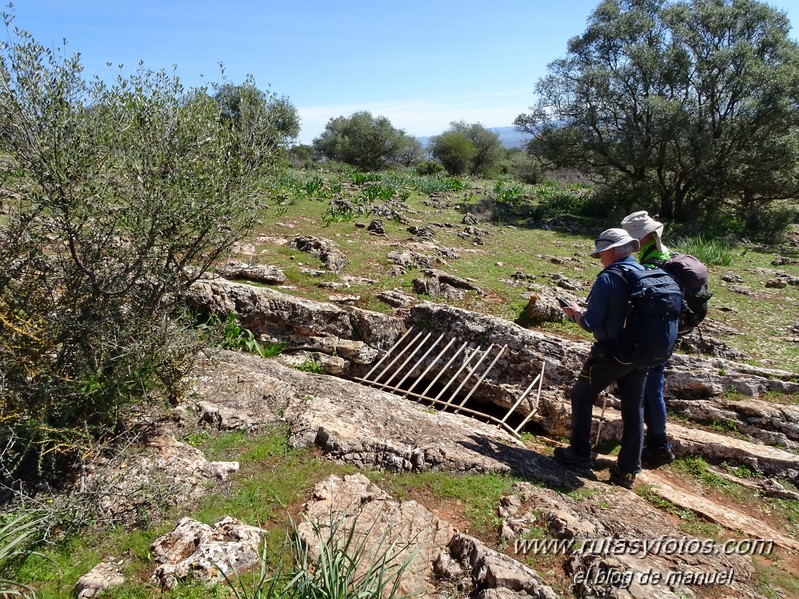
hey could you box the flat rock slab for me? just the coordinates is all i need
[500,481,760,599]
[591,405,799,481]
[299,473,559,599]
[188,350,584,489]
[637,469,799,551]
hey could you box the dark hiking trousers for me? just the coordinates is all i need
[569,345,648,475]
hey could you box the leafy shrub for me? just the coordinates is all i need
[734,204,797,244]
[416,160,444,176]
[428,130,477,175]
[0,18,283,484]
[502,150,544,184]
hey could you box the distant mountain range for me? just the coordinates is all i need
[417,126,532,150]
[488,126,532,149]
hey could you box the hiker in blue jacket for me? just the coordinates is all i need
[621,211,675,467]
[555,228,648,488]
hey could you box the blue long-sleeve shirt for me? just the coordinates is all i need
[578,256,642,343]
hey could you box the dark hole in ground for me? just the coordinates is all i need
[346,368,545,438]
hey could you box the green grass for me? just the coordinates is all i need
[674,235,735,266]
[15,428,356,599]
[18,452,421,599]
[297,358,324,374]
[378,470,515,535]
[635,483,690,518]
[671,456,750,499]
[239,166,799,371]
[755,553,799,599]
[192,430,352,527]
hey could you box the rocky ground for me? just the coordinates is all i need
[72,274,799,599]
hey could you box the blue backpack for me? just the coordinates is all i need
[608,264,682,367]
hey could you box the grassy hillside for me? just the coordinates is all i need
[6,164,799,599]
[231,165,799,373]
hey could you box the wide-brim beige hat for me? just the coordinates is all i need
[621,210,664,249]
[590,228,640,257]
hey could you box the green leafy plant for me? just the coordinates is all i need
[0,513,52,598]
[220,512,418,599]
[0,15,286,483]
[362,183,395,202]
[218,535,289,599]
[349,170,383,185]
[297,359,324,374]
[675,235,734,266]
[493,181,525,206]
[301,175,325,197]
[288,514,418,599]
[322,204,358,225]
[195,312,286,359]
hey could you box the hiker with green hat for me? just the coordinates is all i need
[556,228,649,488]
[621,210,675,467]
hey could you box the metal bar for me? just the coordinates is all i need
[391,331,444,393]
[355,329,537,441]
[371,328,427,385]
[432,344,480,404]
[514,362,546,434]
[453,345,506,413]
[360,326,414,382]
[443,343,495,410]
[418,340,470,398]
[381,330,434,388]
[356,379,520,438]
[501,372,541,424]
[401,336,456,398]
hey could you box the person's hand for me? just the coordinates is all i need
[563,306,582,323]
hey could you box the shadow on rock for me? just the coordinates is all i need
[459,435,591,491]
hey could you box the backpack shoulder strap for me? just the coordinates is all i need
[604,262,630,276]
[604,262,636,284]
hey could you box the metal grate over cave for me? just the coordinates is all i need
[352,326,544,439]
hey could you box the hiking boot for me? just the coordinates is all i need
[641,445,675,468]
[553,446,592,469]
[609,463,636,489]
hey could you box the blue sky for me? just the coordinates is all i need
[8,1,799,144]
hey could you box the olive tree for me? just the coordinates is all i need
[429,130,477,175]
[429,122,503,176]
[312,111,413,170]
[396,136,426,167]
[214,77,300,144]
[515,0,799,228]
[0,18,285,481]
